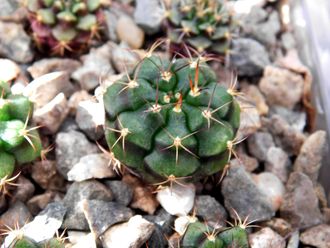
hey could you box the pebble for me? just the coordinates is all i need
[271,106,306,132]
[247,131,275,162]
[0,0,26,22]
[281,32,296,51]
[236,101,261,139]
[101,215,155,248]
[116,15,145,49]
[123,174,159,214]
[105,180,133,206]
[0,201,32,230]
[103,9,119,42]
[157,183,195,216]
[72,42,114,91]
[195,195,227,228]
[31,160,66,191]
[10,176,35,204]
[111,42,141,73]
[265,147,290,183]
[287,231,300,248]
[82,200,133,238]
[242,84,269,115]
[264,218,293,237]
[26,191,63,216]
[280,172,323,229]
[55,130,98,178]
[230,151,259,172]
[249,227,286,248]
[253,172,285,211]
[67,154,115,182]
[300,224,330,248]
[134,0,165,34]
[221,165,274,221]
[68,90,93,115]
[0,21,33,63]
[259,66,304,109]
[0,59,20,82]
[75,100,105,140]
[34,93,69,134]
[294,130,327,183]
[27,58,81,79]
[68,231,97,248]
[230,38,271,76]
[23,71,72,109]
[63,180,113,230]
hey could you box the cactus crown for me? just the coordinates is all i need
[166,0,237,54]
[26,0,108,55]
[0,82,41,194]
[103,47,241,185]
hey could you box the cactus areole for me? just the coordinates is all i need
[103,54,240,184]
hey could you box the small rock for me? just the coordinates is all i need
[27,58,81,79]
[264,218,292,237]
[230,38,271,76]
[24,71,73,109]
[63,180,113,230]
[259,66,304,109]
[300,224,330,248]
[281,32,296,51]
[249,227,286,248]
[280,172,323,229]
[265,147,290,183]
[271,106,306,132]
[72,42,114,90]
[287,231,300,248]
[103,9,119,42]
[157,183,195,216]
[10,176,35,204]
[105,180,133,206]
[167,232,181,248]
[222,165,274,221]
[34,93,69,134]
[230,151,259,172]
[134,0,165,34]
[247,132,275,162]
[237,101,261,139]
[0,0,26,22]
[241,84,269,115]
[0,21,33,63]
[262,114,306,156]
[68,90,93,115]
[116,15,145,49]
[111,42,140,73]
[82,200,133,238]
[67,154,115,182]
[0,59,20,82]
[58,117,79,132]
[195,195,227,228]
[0,201,32,230]
[75,100,105,140]
[145,208,175,235]
[55,130,99,178]
[253,172,285,211]
[68,231,97,248]
[26,191,63,216]
[31,160,66,191]
[123,174,159,214]
[101,215,155,248]
[294,130,327,183]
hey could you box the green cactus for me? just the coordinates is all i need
[0,81,42,194]
[25,0,109,56]
[165,0,237,54]
[103,51,240,185]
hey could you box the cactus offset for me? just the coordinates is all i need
[103,49,241,185]
[0,82,42,194]
[165,0,237,54]
[26,0,108,56]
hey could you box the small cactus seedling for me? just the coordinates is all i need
[0,82,42,195]
[103,46,241,185]
[164,0,237,55]
[25,0,109,56]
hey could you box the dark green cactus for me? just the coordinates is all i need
[165,0,237,54]
[25,0,109,56]
[103,51,241,185]
[0,82,42,194]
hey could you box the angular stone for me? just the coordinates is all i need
[63,180,113,230]
[111,42,140,73]
[287,231,300,248]
[280,172,323,229]
[237,101,261,138]
[9,176,35,204]
[249,227,286,248]
[265,147,290,183]
[247,132,275,161]
[26,191,63,216]
[271,106,306,132]
[0,0,26,22]
[55,130,98,178]
[116,15,145,49]
[101,215,155,248]
[82,200,133,237]
[0,59,20,82]
[294,130,327,183]
[222,165,274,221]
[241,84,269,115]
[68,90,93,115]
[105,180,133,206]
[0,201,32,231]
[264,218,292,237]
[67,231,96,248]
[300,224,330,248]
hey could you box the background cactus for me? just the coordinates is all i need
[103,51,241,185]
[0,81,42,194]
[165,0,237,54]
[25,0,108,56]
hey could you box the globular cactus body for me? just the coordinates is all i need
[103,53,240,184]
[165,0,237,54]
[26,0,107,55]
[0,82,41,187]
